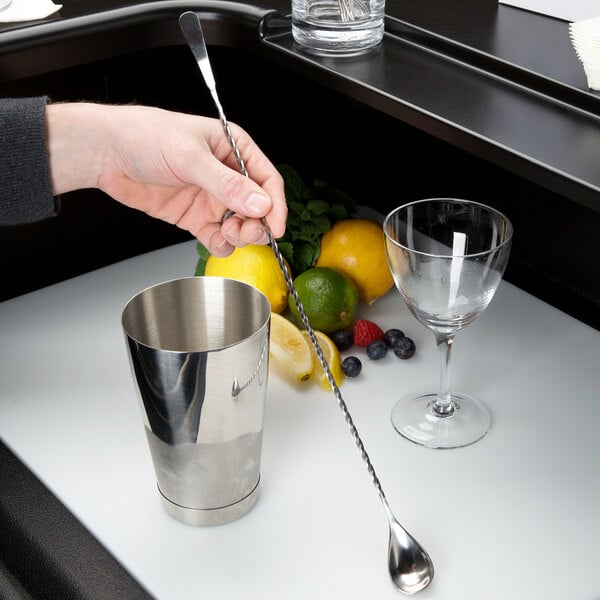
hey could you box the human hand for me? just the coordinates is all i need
[46,103,286,256]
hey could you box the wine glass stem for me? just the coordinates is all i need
[433,333,455,416]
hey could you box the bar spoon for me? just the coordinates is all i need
[179,11,434,594]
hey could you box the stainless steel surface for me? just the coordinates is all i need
[179,11,434,592]
[122,276,271,526]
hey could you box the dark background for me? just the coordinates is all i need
[2,43,600,328]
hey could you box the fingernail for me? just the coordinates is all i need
[221,221,241,243]
[248,227,268,244]
[213,233,229,250]
[245,193,269,215]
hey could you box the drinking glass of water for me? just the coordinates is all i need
[292,0,385,56]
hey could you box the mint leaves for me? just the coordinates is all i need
[276,165,357,274]
[194,242,211,276]
[194,164,357,276]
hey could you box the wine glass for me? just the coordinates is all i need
[383,199,513,449]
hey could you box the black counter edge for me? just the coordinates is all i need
[0,1,279,81]
[383,15,600,118]
[0,1,272,49]
[0,439,155,600]
[259,33,600,213]
[1,1,599,211]
[3,1,598,116]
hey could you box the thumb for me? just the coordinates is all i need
[197,154,272,218]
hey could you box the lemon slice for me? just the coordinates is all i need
[269,313,314,383]
[301,330,344,392]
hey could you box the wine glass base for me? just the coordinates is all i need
[391,392,491,449]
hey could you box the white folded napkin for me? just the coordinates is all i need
[569,15,600,90]
[0,0,62,23]
[500,0,600,23]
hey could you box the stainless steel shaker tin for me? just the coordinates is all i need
[122,276,271,526]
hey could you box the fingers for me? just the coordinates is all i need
[197,153,272,218]
[200,223,235,257]
[262,186,287,238]
[221,214,269,246]
[191,160,284,247]
[238,218,270,244]
[200,216,269,255]
[200,122,287,237]
[98,109,287,252]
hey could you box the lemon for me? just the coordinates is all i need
[288,267,359,334]
[316,218,394,304]
[269,313,314,383]
[301,330,344,391]
[205,245,289,313]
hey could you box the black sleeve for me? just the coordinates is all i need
[0,96,59,226]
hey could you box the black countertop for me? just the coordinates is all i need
[1,0,598,211]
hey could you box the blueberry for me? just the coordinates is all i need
[393,337,416,360]
[384,328,405,348]
[331,329,354,351]
[366,340,388,361]
[342,356,362,377]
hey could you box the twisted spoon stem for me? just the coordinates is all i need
[212,59,387,506]
[179,11,433,593]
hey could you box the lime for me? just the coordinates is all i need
[205,245,289,313]
[288,266,358,334]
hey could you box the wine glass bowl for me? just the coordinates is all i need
[384,199,513,449]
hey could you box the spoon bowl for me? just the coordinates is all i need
[388,515,434,594]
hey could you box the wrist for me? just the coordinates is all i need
[45,102,114,195]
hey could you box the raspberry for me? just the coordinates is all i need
[351,320,384,347]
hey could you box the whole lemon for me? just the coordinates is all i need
[288,267,359,334]
[316,218,394,304]
[205,245,289,313]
